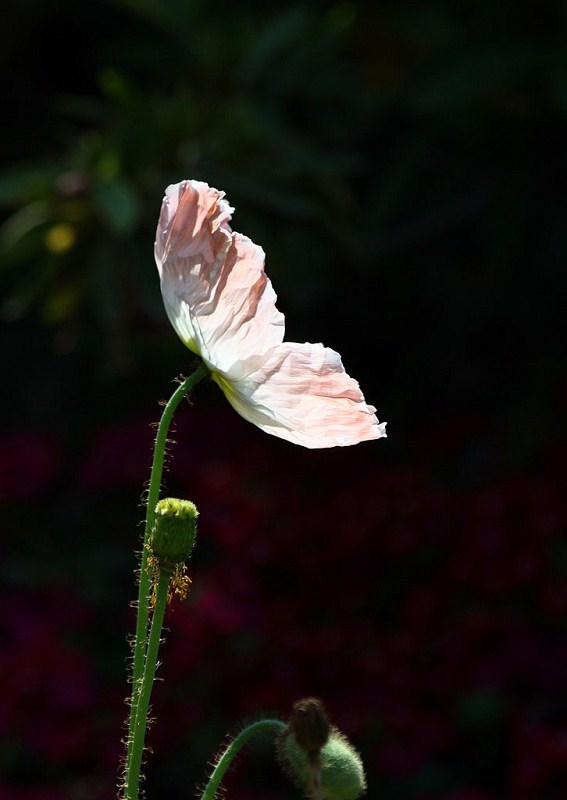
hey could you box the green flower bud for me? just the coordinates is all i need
[278,727,366,800]
[149,498,198,570]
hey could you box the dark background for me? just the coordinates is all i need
[0,1,565,799]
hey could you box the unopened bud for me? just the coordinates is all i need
[290,697,330,754]
[149,498,198,570]
[277,700,366,800]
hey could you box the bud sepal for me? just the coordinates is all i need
[149,497,198,566]
[277,698,366,800]
[147,497,198,604]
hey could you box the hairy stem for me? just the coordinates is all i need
[124,364,208,795]
[126,569,170,800]
[202,719,287,800]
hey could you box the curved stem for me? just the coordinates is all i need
[202,719,287,800]
[126,569,170,800]
[124,364,208,794]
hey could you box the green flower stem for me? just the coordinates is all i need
[125,364,208,789]
[126,568,170,800]
[202,719,287,800]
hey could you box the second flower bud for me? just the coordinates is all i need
[149,497,198,572]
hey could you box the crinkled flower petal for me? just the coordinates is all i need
[213,342,386,448]
[155,180,387,448]
[155,180,284,376]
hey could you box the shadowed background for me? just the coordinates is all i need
[1,1,565,799]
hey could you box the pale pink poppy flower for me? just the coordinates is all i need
[155,180,387,448]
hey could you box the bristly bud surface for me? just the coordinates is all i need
[277,698,366,800]
[149,498,198,571]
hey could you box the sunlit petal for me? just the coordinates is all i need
[156,180,386,448]
[155,180,284,372]
[213,342,386,448]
